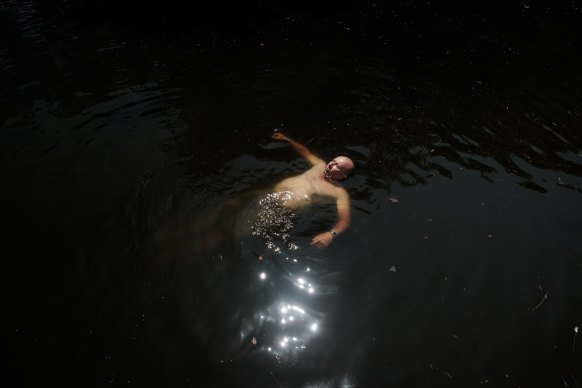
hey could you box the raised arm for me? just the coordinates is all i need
[272,132,324,166]
[310,188,350,249]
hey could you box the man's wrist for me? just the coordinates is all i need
[330,230,339,239]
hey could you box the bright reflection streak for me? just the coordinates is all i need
[294,276,316,294]
[291,305,305,314]
[275,302,319,353]
[247,193,328,358]
[255,300,320,357]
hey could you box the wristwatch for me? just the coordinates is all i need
[330,230,339,239]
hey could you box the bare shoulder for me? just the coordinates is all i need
[311,160,326,168]
[305,163,325,176]
[332,185,349,199]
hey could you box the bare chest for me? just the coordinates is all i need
[274,169,336,208]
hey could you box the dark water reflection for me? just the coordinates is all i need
[3,1,582,387]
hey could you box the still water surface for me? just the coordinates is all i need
[3,1,582,387]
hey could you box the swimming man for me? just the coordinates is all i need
[271,132,354,249]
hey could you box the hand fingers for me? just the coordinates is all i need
[310,238,325,249]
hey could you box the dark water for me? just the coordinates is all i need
[3,0,582,386]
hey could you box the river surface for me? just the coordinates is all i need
[3,1,582,387]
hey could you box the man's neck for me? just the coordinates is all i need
[323,171,338,185]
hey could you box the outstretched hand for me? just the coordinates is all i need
[311,232,334,249]
[272,132,289,141]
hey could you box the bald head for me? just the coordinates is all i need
[325,156,355,181]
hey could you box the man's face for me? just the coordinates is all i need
[325,156,354,181]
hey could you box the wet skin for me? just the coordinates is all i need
[271,132,353,248]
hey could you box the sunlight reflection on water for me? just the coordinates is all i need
[234,190,335,361]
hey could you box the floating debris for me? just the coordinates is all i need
[251,337,257,346]
[388,196,400,203]
[389,265,397,272]
[528,286,549,312]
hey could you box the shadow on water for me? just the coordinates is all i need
[3,0,582,387]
